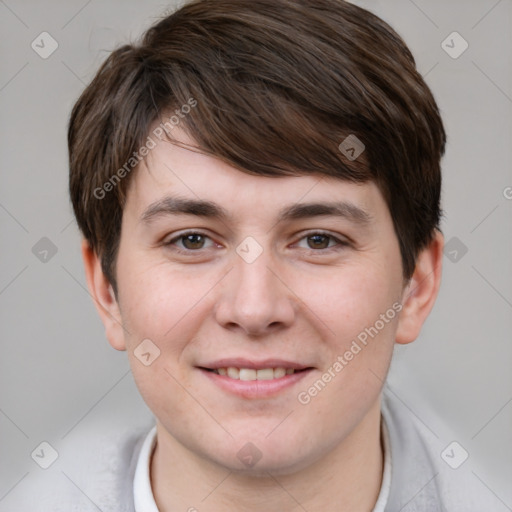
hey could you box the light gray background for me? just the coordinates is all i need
[1,0,511,509]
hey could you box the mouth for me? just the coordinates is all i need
[197,359,314,398]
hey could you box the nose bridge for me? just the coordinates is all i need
[236,246,274,301]
[214,237,295,334]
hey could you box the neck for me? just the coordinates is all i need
[151,398,384,512]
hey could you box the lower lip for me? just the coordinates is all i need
[199,368,313,399]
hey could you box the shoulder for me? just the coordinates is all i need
[381,389,503,512]
[7,416,154,512]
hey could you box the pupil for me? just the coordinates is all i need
[184,234,204,249]
[309,235,328,249]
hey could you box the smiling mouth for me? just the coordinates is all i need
[200,367,311,381]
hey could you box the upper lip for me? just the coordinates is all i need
[198,358,312,370]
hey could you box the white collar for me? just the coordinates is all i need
[133,424,159,512]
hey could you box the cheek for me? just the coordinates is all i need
[298,261,401,406]
[303,262,399,341]
[115,257,205,417]
[294,266,399,413]
[116,255,207,344]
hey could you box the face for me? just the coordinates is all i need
[99,130,412,474]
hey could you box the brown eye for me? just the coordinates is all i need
[295,232,349,252]
[307,234,331,249]
[181,233,206,250]
[165,231,215,253]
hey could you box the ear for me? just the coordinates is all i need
[395,230,444,345]
[81,239,127,351]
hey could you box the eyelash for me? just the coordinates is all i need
[164,230,350,255]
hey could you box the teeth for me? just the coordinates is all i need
[215,367,295,380]
[256,368,274,380]
[239,368,257,381]
[227,367,239,379]
[274,367,286,378]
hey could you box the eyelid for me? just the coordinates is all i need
[292,230,350,250]
[164,228,210,241]
[162,229,217,255]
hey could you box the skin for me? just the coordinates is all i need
[83,128,443,511]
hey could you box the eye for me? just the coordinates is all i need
[165,231,216,252]
[163,230,349,255]
[295,232,349,251]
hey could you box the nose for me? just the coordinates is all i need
[214,244,296,337]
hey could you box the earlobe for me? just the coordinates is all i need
[81,239,127,351]
[395,230,444,345]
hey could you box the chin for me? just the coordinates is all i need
[206,430,321,476]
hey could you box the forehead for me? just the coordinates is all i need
[124,128,389,226]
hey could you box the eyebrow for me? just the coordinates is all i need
[140,196,373,226]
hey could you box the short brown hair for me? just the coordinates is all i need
[68,0,446,293]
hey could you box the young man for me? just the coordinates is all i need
[63,0,491,510]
